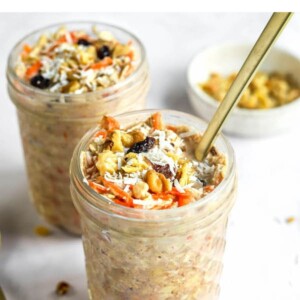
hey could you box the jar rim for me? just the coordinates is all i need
[70,109,236,223]
[6,20,147,101]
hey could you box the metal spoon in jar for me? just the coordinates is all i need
[195,12,293,161]
[0,287,6,300]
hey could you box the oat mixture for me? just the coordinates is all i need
[200,71,300,109]
[81,112,226,210]
[16,26,136,94]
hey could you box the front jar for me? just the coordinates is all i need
[70,110,237,299]
[7,22,149,235]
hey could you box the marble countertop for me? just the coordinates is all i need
[1,13,300,300]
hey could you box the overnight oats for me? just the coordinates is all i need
[7,22,149,234]
[70,110,237,299]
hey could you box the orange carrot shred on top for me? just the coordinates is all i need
[177,192,194,207]
[152,112,163,130]
[126,51,134,60]
[25,61,42,79]
[94,130,107,139]
[90,57,113,70]
[152,192,174,201]
[88,181,108,194]
[177,197,191,207]
[166,125,178,132]
[69,31,78,43]
[114,199,132,207]
[204,185,214,193]
[21,44,32,58]
[101,178,133,206]
[56,35,67,44]
[23,44,32,53]
[100,116,120,131]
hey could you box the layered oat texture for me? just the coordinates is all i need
[7,23,149,234]
[71,111,237,299]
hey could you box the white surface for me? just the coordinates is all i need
[1,13,300,300]
[187,44,300,137]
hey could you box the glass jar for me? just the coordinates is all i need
[7,22,149,235]
[70,110,237,299]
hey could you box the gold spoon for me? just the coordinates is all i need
[195,12,293,161]
[0,287,6,300]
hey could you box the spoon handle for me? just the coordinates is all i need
[195,12,293,161]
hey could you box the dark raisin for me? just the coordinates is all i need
[97,45,110,59]
[210,146,218,156]
[152,164,173,179]
[127,137,155,154]
[55,281,70,296]
[77,38,91,46]
[30,75,50,89]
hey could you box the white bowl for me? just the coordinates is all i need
[187,44,300,137]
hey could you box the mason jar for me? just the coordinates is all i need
[7,22,149,235]
[70,110,237,299]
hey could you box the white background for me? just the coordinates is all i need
[1,13,300,300]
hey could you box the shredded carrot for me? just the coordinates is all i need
[152,192,174,201]
[100,116,120,131]
[56,35,67,44]
[89,181,108,194]
[69,31,78,43]
[114,199,132,207]
[21,44,32,58]
[170,188,185,196]
[23,44,32,53]
[90,57,113,70]
[204,185,214,193]
[94,130,107,139]
[166,125,177,132]
[25,61,42,79]
[126,51,134,60]
[101,178,133,206]
[152,112,163,130]
[169,188,194,207]
[177,191,194,207]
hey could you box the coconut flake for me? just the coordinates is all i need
[174,179,185,193]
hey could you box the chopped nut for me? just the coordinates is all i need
[96,150,118,175]
[179,163,191,186]
[132,182,149,199]
[146,170,163,193]
[200,71,300,109]
[61,81,80,93]
[158,173,172,192]
[113,44,131,58]
[34,225,52,237]
[130,130,145,144]
[121,132,134,147]
[111,130,124,152]
[55,281,70,296]
[286,216,296,224]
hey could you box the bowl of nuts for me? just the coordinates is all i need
[187,44,300,137]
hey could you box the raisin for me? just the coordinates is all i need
[152,164,173,179]
[127,137,155,154]
[210,146,218,156]
[77,38,91,46]
[55,281,70,295]
[97,45,111,59]
[30,74,50,89]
